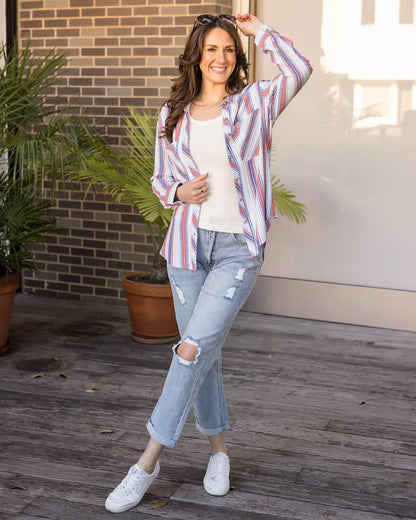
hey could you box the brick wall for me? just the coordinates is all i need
[19,0,233,301]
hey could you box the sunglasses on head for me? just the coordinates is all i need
[193,14,236,30]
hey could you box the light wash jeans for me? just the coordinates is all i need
[146,228,264,448]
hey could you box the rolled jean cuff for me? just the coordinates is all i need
[146,420,177,448]
[195,420,230,437]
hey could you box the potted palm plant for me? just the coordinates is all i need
[76,108,308,344]
[0,42,108,354]
[0,176,59,354]
[77,110,178,344]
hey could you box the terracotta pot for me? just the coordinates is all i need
[122,272,179,345]
[0,272,20,355]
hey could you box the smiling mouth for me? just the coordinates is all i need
[211,67,227,73]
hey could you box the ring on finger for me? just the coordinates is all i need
[200,187,204,194]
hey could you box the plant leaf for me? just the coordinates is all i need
[271,176,308,224]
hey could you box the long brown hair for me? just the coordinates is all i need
[163,17,249,142]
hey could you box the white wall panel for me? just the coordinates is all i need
[243,0,416,330]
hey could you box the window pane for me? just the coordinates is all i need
[361,0,376,25]
[399,0,414,23]
[361,84,390,118]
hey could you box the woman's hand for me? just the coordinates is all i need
[235,13,263,37]
[175,173,209,204]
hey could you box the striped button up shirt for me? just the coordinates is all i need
[151,24,312,270]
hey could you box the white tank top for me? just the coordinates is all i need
[188,113,243,234]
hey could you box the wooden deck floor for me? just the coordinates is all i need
[1,294,416,520]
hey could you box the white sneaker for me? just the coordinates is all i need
[105,461,160,513]
[203,452,230,496]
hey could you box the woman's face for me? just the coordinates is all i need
[199,27,237,89]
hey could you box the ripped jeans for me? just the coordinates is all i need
[146,228,264,448]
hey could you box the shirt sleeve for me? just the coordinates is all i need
[253,24,313,122]
[151,105,184,208]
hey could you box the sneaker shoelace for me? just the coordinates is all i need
[118,466,145,497]
[210,456,229,480]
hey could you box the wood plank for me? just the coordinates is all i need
[172,483,416,520]
[22,496,157,519]
[3,294,416,520]
[0,488,35,515]
[296,468,416,501]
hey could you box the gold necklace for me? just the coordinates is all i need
[192,97,225,110]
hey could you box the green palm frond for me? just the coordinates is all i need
[126,184,173,228]
[0,41,108,192]
[0,41,113,273]
[0,175,60,275]
[76,108,171,253]
[272,177,308,224]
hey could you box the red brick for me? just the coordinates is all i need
[69,18,92,26]
[95,37,119,46]
[32,9,55,18]
[147,37,172,45]
[175,15,198,25]
[95,17,120,26]
[21,20,43,28]
[119,77,145,86]
[132,26,159,35]
[108,47,131,56]
[188,4,223,15]
[21,1,43,7]
[132,6,158,15]
[70,0,93,6]
[133,87,158,96]
[120,58,145,66]
[132,47,158,56]
[161,26,187,35]
[96,0,120,5]
[107,68,132,77]
[94,97,119,107]
[81,48,105,56]
[32,29,55,37]
[121,0,146,5]
[27,39,45,47]
[81,68,105,76]
[160,66,179,76]
[147,16,172,25]
[81,8,106,16]
[132,67,158,76]
[57,9,80,17]
[120,37,145,46]
[46,38,69,46]
[107,7,132,15]
[45,19,67,27]
[107,27,132,36]
[120,17,146,26]
[57,29,80,37]
[120,97,144,107]
[95,58,120,66]
[81,87,106,95]
[95,78,118,86]
[83,106,106,115]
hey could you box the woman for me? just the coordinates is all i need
[105,13,312,514]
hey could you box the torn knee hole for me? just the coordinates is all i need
[174,339,201,366]
[178,342,199,361]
